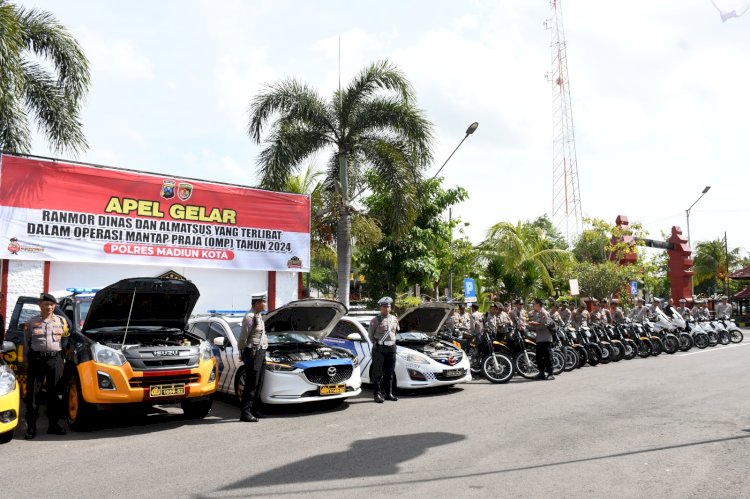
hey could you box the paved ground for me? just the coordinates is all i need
[2,336,749,499]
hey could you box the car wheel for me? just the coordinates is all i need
[181,398,212,419]
[67,375,94,432]
[234,368,246,405]
[0,429,13,444]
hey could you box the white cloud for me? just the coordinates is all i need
[78,29,154,80]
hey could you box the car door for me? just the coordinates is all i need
[205,321,233,393]
[325,319,372,381]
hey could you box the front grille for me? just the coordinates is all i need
[140,358,193,368]
[434,352,464,365]
[303,365,353,385]
[129,373,200,388]
[435,368,467,381]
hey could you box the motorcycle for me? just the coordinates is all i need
[717,318,744,344]
[463,328,514,384]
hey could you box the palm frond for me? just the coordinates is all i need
[339,60,414,120]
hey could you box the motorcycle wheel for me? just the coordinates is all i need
[623,340,637,360]
[552,349,565,375]
[718,331,730,346]
[481,354,514,384]
[678,333,693,352]
[563,347,578,372]
[707,331,718,347]
[574,346,588,368]
[663,334,680,354]
[637,339,652,358]
[694,333,709,349]
[730,329,744,344]
[513,350,539,379]
[610,341,624,362]
[585,345,601,366]
[650,337,664,356]
[468,348,483,376]
[599,344,613,364]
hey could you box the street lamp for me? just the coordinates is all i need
[440,122,479,299]
[686,185,710,297]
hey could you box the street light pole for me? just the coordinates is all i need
[432,122,479,180]
[685,185,711,296]
[448,207,453,300]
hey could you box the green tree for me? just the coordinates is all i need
[479,220,572,300]
[248,60,433,307]
[693,238,742,296]
[0,2,89,153]
[573,260,640,300]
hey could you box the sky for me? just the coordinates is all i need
[17,0,750,256]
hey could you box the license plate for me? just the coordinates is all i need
[319,384,346,396]
[443,369,462,378]
[149,383,186,397]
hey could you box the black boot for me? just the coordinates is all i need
[374,392,384,403]
[46,423,67,435]
[385,392,398,402]
[240,412,258,422]
[533,373,546,380]
[24,424,36,440]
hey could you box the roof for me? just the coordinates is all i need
[729,266,750,280]
[734,285,750,300]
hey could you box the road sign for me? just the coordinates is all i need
[569,279,580,296]
[630,281,638,296]
[463,278,477,303]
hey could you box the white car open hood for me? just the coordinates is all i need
[398,302,453,336]
[263,299,348,339]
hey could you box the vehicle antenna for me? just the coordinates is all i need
[121,285,137,349]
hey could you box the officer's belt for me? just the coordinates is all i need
[29,350,60,358]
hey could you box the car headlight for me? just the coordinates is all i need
[0,366,16,397]
[351,355,359,367]
[199,341,214,361]
[397,351,431,364]
[265,361,296,372]
[92,343,126,366]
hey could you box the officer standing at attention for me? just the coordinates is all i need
[528,299,555,380]
[368,297,400,403]
[715,296,733,319]
[511,299,528,332]
[237,295,268,422]
[675,298,691,320]
[611,299,626,325]
[456,303,472,337]
[24,293,68,439]
[572,303,590,328]
[470,303,483,337]
[558,301,572,326]
[483,303,502,338]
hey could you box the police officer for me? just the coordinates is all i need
[611,299,626,325]
[470,303,483,337]
[675,298,691,320]
[691,299,710,321]
[715,296,732,319]
[590,300,605,325]
[549,302,565,329]
[24,293,68,439]
[647,298,662,321]
[630,298,649,322]
[558,301,572,326]
[511,299,528,331]
[456,303,472,337]
[529,299,555,380]
[483,303,502,338]
[600,299,613,325]
[237,294,268,422]
[368,297,400,403]
[573,303,590,328]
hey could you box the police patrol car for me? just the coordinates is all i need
[189,299,362,405]
[323,302,472,390]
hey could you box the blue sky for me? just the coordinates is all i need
[20,0,750,255]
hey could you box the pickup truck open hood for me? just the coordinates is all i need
[264,299,347,339]
[398,302,453,336]
[82,278,200,332]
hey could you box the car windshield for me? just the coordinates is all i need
[268,332,319,345]
[78,300,92,322]
[226,318,243,339]
[396,331,431,342]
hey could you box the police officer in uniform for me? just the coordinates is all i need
[529,299,555,380]
[24,293,68,439]
[630,298,649,322]
[237,295,268,422]
[558,301,572,326]
[573,303,590,328]
[611,299,626,325]
[369,297,399,403]
[511,299,528,331]
[470,303,483,337]
[483,303,502,338]
[675,299,691,320]
[715,296,732,319]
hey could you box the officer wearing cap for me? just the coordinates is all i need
[647,298,662,321]
[483,303,502,338]
[558,301,572,326]
[572,303,589,328]
[630,298,648,323]
[470,303,483,337]
[237,294,268,422]
[675,298,691,320]
[691,299,710,321]
[611,299,626,325]
[368,297,399,403]
[510,299,528,331]
[529,299,555,380]
[24,293,69,439]
[715,296,732,320]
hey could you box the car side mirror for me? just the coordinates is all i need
[213,337,226,348]
[1,341,15,353]
[346,332,363,341]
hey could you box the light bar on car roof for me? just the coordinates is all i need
[66,287,101,294]
[207,310,249,315]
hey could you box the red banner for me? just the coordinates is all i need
[0,154,310,271]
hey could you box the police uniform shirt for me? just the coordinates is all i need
[602,308,613,325]
[529,308,553,342]
[511,308,528,328]
[715,303,732,319]
[675,306,690,320]
[551,310,564,328]
[613,307,626,325]
[590,309,605,325]
[498,311,512,326]
[368,314,399,346]
[633,306,649,323]
[238,311,268,351]
[457,311,472,331]
[25,314,67,352]
[483,312,500,335]
[471,311,483,334]
[573,309,589,328]
[559,308,572,325]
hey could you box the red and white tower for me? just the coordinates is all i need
[548,0,583,242]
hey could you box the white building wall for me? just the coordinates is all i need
[276,271,299,308]
[48,262,270,314]
[5,260,44,322]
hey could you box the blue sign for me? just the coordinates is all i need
[463,278,477,302]
[630,280,638,296]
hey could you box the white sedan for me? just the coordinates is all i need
[323,302,471,390]
[188,299,362,405]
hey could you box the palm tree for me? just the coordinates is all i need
[479,221,571,299]
[248,60,433,306]
[693,238,741,295]
[0,2,90,154]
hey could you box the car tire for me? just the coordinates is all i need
[67,375,94,432]
[0,429,13,444]
[181,398,212,419]
[234,368,246,405]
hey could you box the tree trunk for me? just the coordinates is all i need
[336,152,351,307]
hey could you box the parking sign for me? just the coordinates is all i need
[463,278,477,303]
[630,280,638,296]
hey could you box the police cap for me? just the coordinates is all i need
[679,298,686,303]
[39,292,57,304]
[561,300,570,306]
[251,294,267,305]
[490,302,501,309]
[513,298,524,305]
[471,303,479,310]
[377,296,393,307]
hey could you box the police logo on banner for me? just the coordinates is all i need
[178,182,193,201]
[160,179,176,199]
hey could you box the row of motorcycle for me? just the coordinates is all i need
[443,306,745,384]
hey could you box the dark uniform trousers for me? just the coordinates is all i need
[535,341,554,377]
[26,351,64,427]
[371,344,396,394]
[240,347,266,416]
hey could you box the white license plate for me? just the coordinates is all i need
[443,369,462,378]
